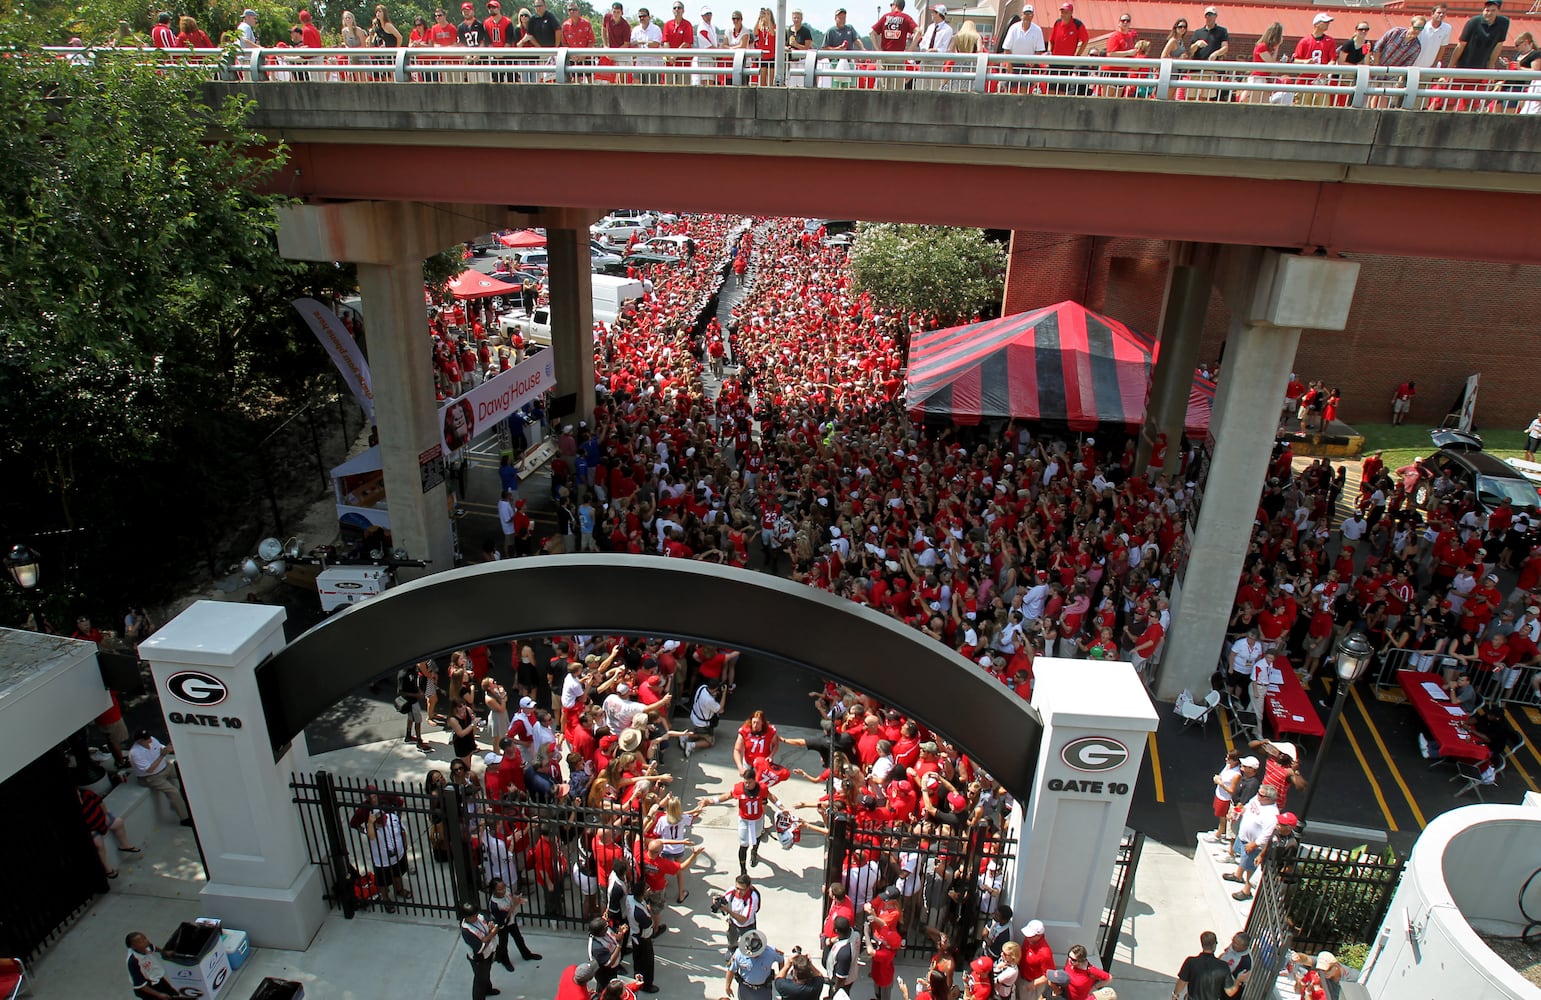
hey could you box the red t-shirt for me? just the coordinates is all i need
[429,21,461,44]
[871,11,916,50]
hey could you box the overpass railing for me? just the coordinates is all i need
[45,45,1541,112]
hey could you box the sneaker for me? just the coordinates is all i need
[683,740,694,761]
[750,851,761,867]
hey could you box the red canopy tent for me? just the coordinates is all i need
[905,300,1216,433]
[446,269,522,300]
[497,229,546,249]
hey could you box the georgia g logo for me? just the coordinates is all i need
[1060,736,1130,773]
[166,670,229,708]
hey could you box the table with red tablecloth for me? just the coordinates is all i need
[1397,670,1491,763]
[1265,668,1326,739]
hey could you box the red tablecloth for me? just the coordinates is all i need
[1398,670,1490,763]
[1266,668,1325,739]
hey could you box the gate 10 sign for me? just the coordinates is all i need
[1049,735,1132,796]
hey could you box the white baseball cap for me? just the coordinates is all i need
[1312,12,1333,23]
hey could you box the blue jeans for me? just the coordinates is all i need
[1234,836,1262,874]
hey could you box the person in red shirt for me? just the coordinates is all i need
[484,0,515,44]
[1061,943,1112,999]
[1391,380,1416,425]
[297,9,324,46]
[554,962,600,1000]
[429,7,462,44]
[662,2,693,48]
[868,919,902,998]
[821,882,857,947]
[706,776,779,874]
[1020,919,1056,983]
[1293,13,1337,103]
[871,0,917,53]
[562,0,596,45]
[150,11,176,47]
[733,710,780,775]
[1048,3,1087,54]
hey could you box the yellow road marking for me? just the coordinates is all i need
[1340,715,1398,833]
[1220,709,1235,755]
[1147,732,1165,804]
[1502,709,1541,793]
[1350,686,1427,829]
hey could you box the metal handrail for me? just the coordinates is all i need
[39,45,1541,111]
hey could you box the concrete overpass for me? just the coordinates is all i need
[221,68,1534,703]
[208,79,1541,264]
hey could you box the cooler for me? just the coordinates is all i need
[220,929,251,970]
[163,921,234,1000]
[316,565,392,613]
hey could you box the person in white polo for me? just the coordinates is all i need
[127,730,192,826]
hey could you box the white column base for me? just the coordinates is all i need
[199,864,327,951]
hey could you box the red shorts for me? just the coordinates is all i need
[1213,795,1231,818]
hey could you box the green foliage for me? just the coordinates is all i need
[0,33,354,615]
[848,223,1006,327]
[1335,942,1370,970]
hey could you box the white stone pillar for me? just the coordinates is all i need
[356,255,455,576]
[140,601,326,951]
[1157,250,1360,700]
[1136,242,1215,478]
[546,226,596,427]
[1008,658,1159,956]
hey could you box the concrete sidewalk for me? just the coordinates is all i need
[33,722,1243,999]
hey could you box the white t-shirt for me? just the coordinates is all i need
[1415,19,1452,66]
[690,684,722,727]
[561,671,586,709]
[237,20,260,49]
[1002,20,1046,56]
[128,738,169,778]
[695,20,718,47]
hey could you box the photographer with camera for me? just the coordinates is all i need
[773,948,827,1000]
[722,929,782,1000]
[713,873,763,954]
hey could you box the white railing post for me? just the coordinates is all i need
[1352,63,1370,108]
[973,52,989,93]
[1155,58,1173,101]
[248,49,264,82]
[731,47,747,86]
[555,47,570,83]
[1402,66,1422,110]
[395,46,409,83]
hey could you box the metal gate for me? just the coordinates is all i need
[825,811,1017,958]
[1240,840,1403,1000]
[1096,828,1145,970]
[291,770,644,926]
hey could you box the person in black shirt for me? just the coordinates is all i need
[1175,931,1245,1000]
[458,4,487,44]
[773,950,827,1000]
[1451,0,1509,70]
[526,0,561,44]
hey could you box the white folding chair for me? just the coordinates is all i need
[1180,690,1222,734]
[1452,757,1506,800]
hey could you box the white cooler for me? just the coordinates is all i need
[317,565,392,613]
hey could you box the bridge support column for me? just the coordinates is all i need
[1009,658,1157,951]
[140,602,325,951]
[1157,249,1360,702]
[546,226,596,427]
[1136,242,1216,480]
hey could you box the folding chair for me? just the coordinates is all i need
[1451,757,1506,800]
[0,958,30,999]
[1180,690,1222,734]
[1219,690,1259,744]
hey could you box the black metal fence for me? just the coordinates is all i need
[1241,840,1404,1000]
[1097,828,1145,971]
[825,811,1018,959]
[291,770,646,926]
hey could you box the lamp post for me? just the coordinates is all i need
[4,543,46,632]
[1295,630,1375,827]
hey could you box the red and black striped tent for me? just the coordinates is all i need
[905,300,1216,433]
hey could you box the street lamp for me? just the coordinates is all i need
[1296,630,1375,827]
[4,544,41,591]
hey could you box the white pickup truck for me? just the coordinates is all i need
[497,276,645,346]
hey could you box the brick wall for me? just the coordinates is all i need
[1002,231,1541,429]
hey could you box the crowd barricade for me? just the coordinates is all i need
[42,46,1541,113]
[1376,643,1541,711]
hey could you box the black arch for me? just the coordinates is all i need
[257,556,1043,800]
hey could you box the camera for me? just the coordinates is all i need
[709,894,730,916]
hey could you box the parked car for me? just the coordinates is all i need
[1408,429,1541,516]
[623,250,683,269]
[637,234,695,257]
[591,246,624,273]
[591,217,649,247]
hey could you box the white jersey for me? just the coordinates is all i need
[1001,20,1045,56]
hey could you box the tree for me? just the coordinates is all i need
[0,34,355,616]
[848,223,1006,328]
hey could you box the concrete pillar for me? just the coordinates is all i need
[1136,242,1215,478]
[1157,249,1360,700]
[140,602,326,950]
[546,226,596,427]
[355,257,455,575]
[1008,658,1158,952]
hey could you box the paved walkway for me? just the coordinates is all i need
[35,720,1232,1000]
